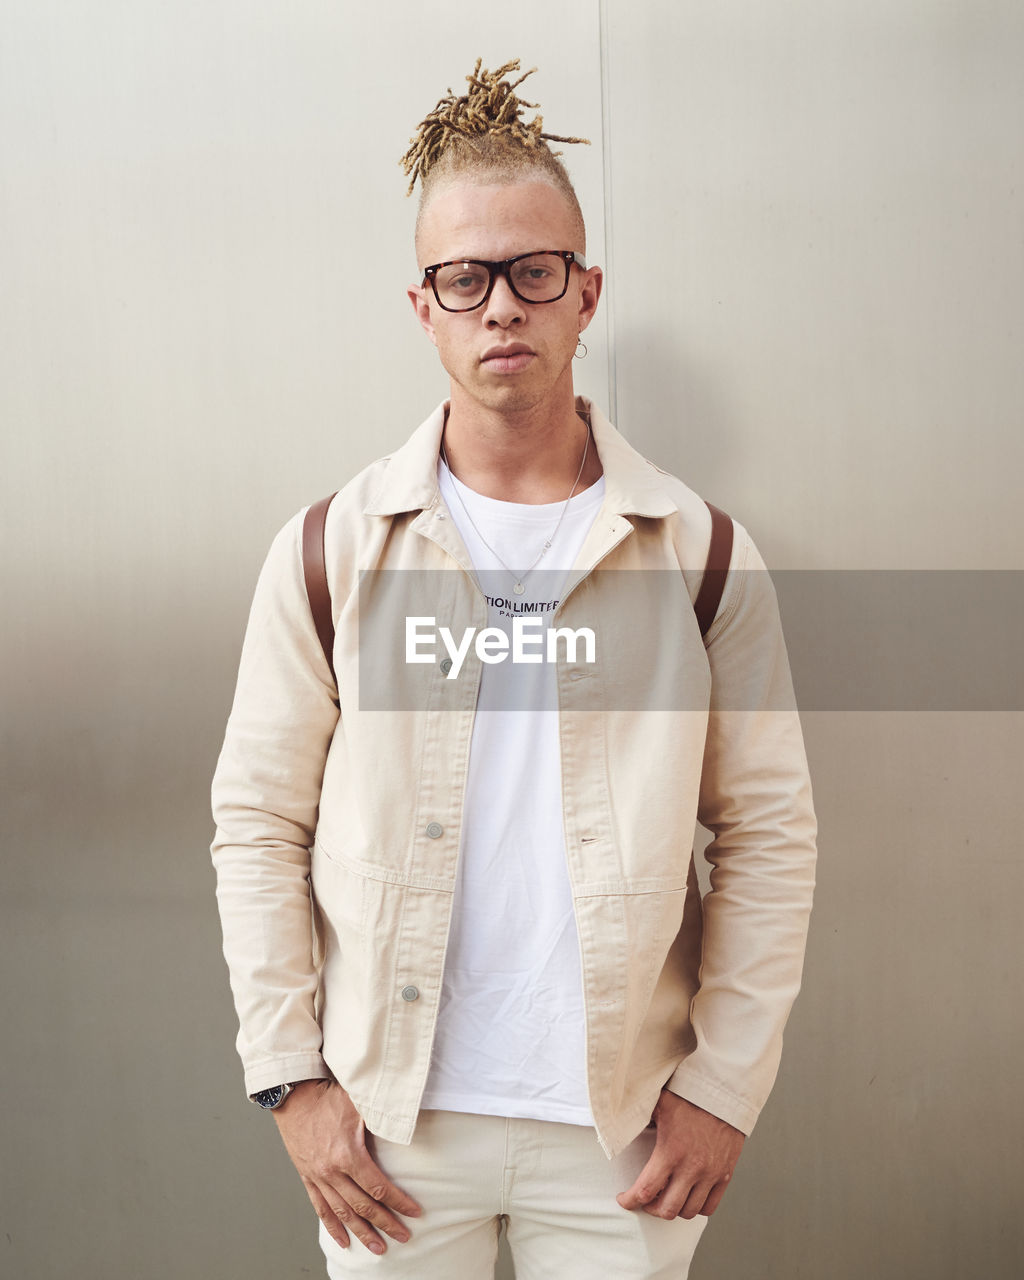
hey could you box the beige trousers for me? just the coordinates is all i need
[320,1110,707,1280]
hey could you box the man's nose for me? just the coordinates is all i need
[481,273,526,325]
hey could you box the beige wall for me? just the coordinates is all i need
[2,3,1021,1277]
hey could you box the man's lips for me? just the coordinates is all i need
[481,343,535,373]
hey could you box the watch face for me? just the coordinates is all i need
[252,1085,287,1110]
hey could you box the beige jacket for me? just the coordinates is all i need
[210,398,816,1157]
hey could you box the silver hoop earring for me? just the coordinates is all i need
[575,338,588,359]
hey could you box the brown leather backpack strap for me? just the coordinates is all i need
[303,492,730,674]
[694,501,734,640]
[301,492,338,686]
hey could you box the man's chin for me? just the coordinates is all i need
[456,379,550,417]
[466,364,581,416]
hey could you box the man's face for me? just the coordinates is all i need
[408,179,602,416]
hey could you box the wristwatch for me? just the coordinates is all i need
[250,1082,297,1110]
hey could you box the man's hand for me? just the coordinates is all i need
[272,1079,422,1255]
[617,1090,745,1221]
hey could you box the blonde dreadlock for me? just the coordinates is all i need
[401,58,589,194]
[402,59,590,252]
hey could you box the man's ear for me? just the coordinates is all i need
[408,284,438,346]
[577,265,604,334]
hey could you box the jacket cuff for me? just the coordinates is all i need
[663,1062,761,1136]
[243,1053,332,1099]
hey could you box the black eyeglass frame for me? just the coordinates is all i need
[421,250,588,313]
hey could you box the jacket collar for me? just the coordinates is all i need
[363,396,677,520]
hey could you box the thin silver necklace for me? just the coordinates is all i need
[439,420,591,595]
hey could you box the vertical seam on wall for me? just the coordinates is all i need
[598,0,618,425]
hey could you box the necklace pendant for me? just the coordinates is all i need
[513,582,526,595]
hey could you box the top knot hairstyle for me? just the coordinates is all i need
[401,58,590,252]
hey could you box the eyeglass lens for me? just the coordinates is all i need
[433,253,569,311]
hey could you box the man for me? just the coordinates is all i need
[211,60,816,1279]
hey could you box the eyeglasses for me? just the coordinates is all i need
[421,250,587,313]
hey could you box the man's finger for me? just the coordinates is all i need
[302,1178,351,1252]
[616,1159,670,1210]
[696,1178,731,1218]
[675,1177,717,1220]
[313,1178,393,1257]
[324,1199,387,1256]
[331,1173,413,1245]
[349,1152,422,1219]
[639,1173,698,1221]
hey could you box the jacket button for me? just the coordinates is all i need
[425,821,444,839]
[440,658,453,674]
[401,985,420,1002]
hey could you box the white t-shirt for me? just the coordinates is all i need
[418,460,605,1125]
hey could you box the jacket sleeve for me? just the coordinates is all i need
[666,526,817,1134]
[210,512,340,1096]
